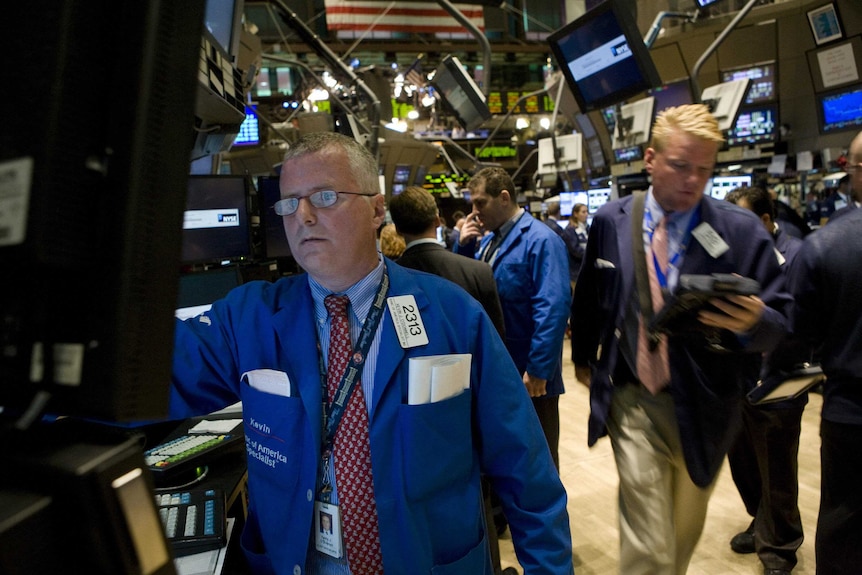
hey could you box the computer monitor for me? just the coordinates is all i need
[817,84,862,134]
[0,0,204,423]
[175,266,244,320]
[559,191,589,217]
[726,105,778,147]
[548,0,661,112]
[701,78,751,132]
[721,62,776,104]
[612,97,656,149]
[588,188,613,213]
[709,175,752,200]
[649,78,694,115]
[1,2,205,573]
[431,55,491,131]
[232,107,262,147]
[613,145,644,163]
[257,176,294,260]
[537,133,584,176]
[181,175,253,264]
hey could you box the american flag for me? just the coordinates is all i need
[405,54,426,88]
[323,1,485,35]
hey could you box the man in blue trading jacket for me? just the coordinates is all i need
[454,167,570,470]
[571,105,790,574]
[169,132,573,575]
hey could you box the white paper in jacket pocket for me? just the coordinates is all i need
[408,354,471,405]
[242,369,291,397]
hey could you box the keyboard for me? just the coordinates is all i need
[144,431,243,481]
[156,487,226,557]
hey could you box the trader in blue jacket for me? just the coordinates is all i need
[170,132,573,575]
[454,167,570,469]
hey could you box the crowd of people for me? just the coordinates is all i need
[167,112,861,574]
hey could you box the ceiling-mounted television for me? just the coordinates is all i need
[649,78,694,115]
[817,84,862,134]
[431,55,491,131]
[548,0,661,112]
[721,62,776,104]
[537,133,584,175]
[612,96,655,149]
[726,105,778,147]
[701,78,751,132]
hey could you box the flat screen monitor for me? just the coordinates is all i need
[649,78,694,115]
[612,97,655,149]
[701,78,751,132]
[559,191,589,217]
[182,175,252,264]
[431,55,491,131]
[232,107,261,146]
[175,266,244,320]
[721,62,776,104]
[726,105,778,147]
[588,188,612,213]
[613,145,644,163]
[537,133,584,175]
[817,84,862,134]
[548,0,661,112]
[709,174,752,200]
[204,0,244,59]
[0,1,205,424]
[694,0,727,9]
[257,176,293,260]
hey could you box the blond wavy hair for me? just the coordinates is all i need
[379,223,406,259]
[650,104,725,152]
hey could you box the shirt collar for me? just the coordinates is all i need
[494,207,524,239]
[309,256,385,324]
[404,237,440,250]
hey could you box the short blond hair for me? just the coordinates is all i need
[650,104,725,152]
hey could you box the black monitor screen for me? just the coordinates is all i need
[649,78,694,114]
[722,63,776,104]
[548,0,661,112]
[431,55,491,131]
[182,175,252,264]
[176,266,243,320]
[818,84,862,134]
[726,105,778,146]
[257,176,293,260]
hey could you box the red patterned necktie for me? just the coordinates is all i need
[637,216,670,394]
[324,294,383,575]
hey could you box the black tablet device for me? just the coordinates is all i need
[650,273,761,336]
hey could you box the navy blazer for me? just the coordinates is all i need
[572,193,791,487]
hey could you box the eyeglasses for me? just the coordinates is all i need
[845,163,862,174]
[272,190,375,216]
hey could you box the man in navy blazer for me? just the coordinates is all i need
[571,105,790,574]
[170,133,573,575]
[790,129,862,573]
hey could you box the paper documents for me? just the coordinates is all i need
[408,354,472,405]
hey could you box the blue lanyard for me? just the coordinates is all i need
[645,207,701,288]
[317,269,389,471]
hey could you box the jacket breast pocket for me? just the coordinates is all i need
[496,262,531,302]
[397,391,473,502]
[241,382,306,495]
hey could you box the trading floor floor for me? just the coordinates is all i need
[499,355,821,574]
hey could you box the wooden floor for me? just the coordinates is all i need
[499,355,822,574]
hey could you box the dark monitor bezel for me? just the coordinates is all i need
[548,0,661,112]
[256,175,293,260]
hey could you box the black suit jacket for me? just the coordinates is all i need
[396,242,506,338]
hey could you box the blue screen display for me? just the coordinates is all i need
[820,87,862,133]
